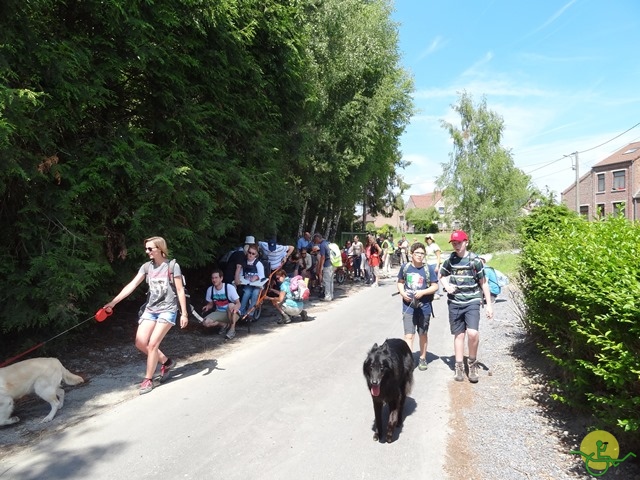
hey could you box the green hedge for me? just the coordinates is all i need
[519,205,640,436]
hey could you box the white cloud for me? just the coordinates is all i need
[417,36,448,60]
[461,51,494,77]
[531,0,578,34]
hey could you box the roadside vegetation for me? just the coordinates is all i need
[0,0,413,339]
[518,204,640,450]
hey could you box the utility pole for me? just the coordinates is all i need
[573,151,579,213]
[566,151,580,213]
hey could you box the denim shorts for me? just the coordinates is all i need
[139,310,177,326]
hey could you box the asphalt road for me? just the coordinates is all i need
[1,276,458,480]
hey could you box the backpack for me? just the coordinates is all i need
[328,242,343,267]
[494,269,509,287]
[290,275,310,301]
[485,266,509,288]
[139,259,203,323]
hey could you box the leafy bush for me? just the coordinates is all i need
[519,206,640,438]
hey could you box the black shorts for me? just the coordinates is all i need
[448,302,481,335]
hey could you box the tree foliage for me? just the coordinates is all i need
[0,0,413,336]
[405,207,439,233]
[437,92,534,252]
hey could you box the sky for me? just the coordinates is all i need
[391,0,640,201]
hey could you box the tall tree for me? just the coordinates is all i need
[297,0,414,235]
[437,92,533,251]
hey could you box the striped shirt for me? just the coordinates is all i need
[440,252,485,305]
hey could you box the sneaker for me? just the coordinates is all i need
[159,359,174,381]
[300,310,309,322]
[468,360,479,383]
[418,358,428,371]
[225,329,236,340]
[140,378,153,395]
[282,313,291,324]
[454,363,465,382]
[219,325,230,336]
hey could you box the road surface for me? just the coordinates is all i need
[1,276,458,480]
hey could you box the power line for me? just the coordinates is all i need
[525,156,565,174]
[523,121,640,175]
[576,121,640,154]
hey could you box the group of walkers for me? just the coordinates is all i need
[103,229,494,395]
[396,230,493,383]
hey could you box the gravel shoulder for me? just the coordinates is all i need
[446,286,640,479]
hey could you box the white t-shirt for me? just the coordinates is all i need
[206,283,240,311]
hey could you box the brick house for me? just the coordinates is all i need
[404,191,451,232]
[561,141,640,220]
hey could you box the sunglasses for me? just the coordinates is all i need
[247,251,257,256]
[145,247,156,252]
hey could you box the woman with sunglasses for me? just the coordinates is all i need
[234,243,265,319]
[104,236,188,395]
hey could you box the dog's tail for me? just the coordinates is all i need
[61,367,84,386]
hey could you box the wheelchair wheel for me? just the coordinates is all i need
[253,303,262,320]
[335,268,346,285]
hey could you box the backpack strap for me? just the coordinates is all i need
[467,252,480,281]
[143,259,177,285]
[401,262,410,280]
[169,258,176,284]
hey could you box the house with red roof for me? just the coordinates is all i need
[562,141,640,220]
[362,190,453,232]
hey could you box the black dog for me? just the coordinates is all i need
[362,338,414,443]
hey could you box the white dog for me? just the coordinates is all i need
[0,357,84,426]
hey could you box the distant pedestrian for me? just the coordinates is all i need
[352,235,364,281]
[381,235,393,277]
[425,234,443,298]
[399,235,409,264]
[313,233,334,301]
[365,234,382,287]
[439,230,493,383]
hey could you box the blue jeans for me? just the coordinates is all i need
[353,255,362,277]
[240,286,260,316]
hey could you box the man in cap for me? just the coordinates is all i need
[223,235,256,284]
[258,237,294,272]
[439,230,493,383]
